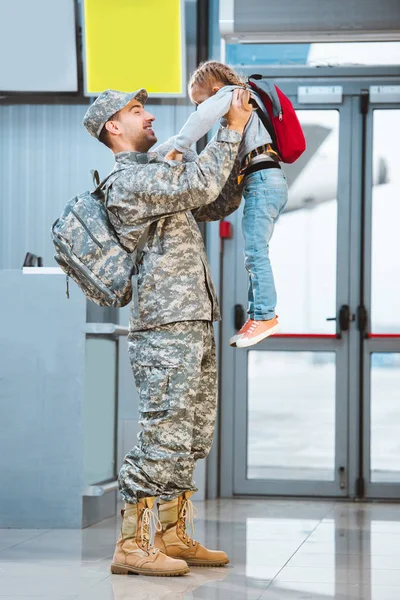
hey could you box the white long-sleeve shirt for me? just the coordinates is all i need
[174,84,272,163]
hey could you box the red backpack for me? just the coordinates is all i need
[248,74,306,164]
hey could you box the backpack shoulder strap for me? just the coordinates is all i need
[254,105,277,147]
[249,75,282,117]
[93,167,128,194]
[137,224,151,254]
[249,76,279,149]
[131,224,153,318]
[90,169,100,187]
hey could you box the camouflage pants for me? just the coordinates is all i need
[119,320,217,503]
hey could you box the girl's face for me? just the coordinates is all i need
[190,82,223,105]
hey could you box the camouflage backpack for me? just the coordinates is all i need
[51,169,148,308]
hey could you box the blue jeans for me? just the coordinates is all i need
[242,168,288,321]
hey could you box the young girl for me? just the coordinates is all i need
[166,61,288,348]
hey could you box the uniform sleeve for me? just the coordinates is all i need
[106,127,242,249]
[173,91,233,153]
[192,157,244,222]
[153,135,198,163]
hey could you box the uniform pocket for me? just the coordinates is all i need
[132,341,183,413]
[138,365,174,412]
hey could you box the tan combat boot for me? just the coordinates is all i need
[110,497,189,577]
[154,492,229,567]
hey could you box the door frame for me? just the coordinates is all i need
[216,66,400,499]
[359,97,400,499]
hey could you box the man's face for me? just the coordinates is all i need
[111,99,157,152]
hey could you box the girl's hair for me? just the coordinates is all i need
[188,60,245,94]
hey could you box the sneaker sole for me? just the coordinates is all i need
[110,562,189,577]
[236,324,280,348]
[229,335,242,347]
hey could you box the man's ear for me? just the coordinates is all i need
[105,120,120,135]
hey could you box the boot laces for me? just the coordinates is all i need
[179,498,198,546]
[141,507,162,553]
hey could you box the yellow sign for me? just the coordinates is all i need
[83,0,185,97]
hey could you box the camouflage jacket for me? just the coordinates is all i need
[106,127,243,331]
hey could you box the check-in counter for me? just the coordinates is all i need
[0,269,126,528]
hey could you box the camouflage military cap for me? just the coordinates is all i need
[83,88,148,139]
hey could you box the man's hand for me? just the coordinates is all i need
[224,88,253,135]
[165,149,183,162]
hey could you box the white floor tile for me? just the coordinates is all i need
[0,530,48,553]
[2,499,400,599]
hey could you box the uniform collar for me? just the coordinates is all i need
[115,151,158,165]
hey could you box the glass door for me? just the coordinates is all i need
[362,103,400,498]
[220,99,353,497]
[219,75,400,499]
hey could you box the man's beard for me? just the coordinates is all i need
[133,131,157,152]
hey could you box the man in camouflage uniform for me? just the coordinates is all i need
[83,88,250,576]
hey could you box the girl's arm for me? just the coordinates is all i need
[172,89,234,154]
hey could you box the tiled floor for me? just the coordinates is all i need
[2,498,400,599]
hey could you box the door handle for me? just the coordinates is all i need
[326,304,354,338]
[339,466,347,490]
[234,304,246,331]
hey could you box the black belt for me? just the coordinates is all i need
[244,160,281,178]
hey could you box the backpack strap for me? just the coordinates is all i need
[91,169,100,187]
[131,224,152,318]
[94,167,130,207]
[131,220,165,317]
[249,75,282,117]
[254,105,278,150]
[258,80,281,117]
[137,224,151,255]
[93,167,128,194]
[248,76,280,153]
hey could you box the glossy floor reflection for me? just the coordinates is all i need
[2,499,400,599]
